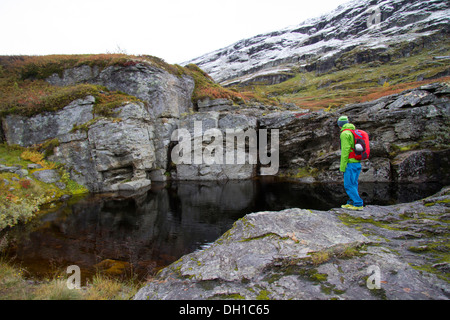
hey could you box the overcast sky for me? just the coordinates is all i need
[0,0,350,64]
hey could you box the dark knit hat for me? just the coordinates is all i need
[337,116,349,128]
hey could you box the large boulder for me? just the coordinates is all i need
[32,169,60,184]
[46,63,195,119]
[50,102,155,192]
[1,62,197,192]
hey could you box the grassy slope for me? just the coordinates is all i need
[235,42,450,110]
[0,54,160,117]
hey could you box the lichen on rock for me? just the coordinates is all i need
[134,187,450,300]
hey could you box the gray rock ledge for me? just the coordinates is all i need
[134,187,450,300]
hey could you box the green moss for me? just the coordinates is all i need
[408,239,450,259]
[71,118,102,133]
[296,167,319,179]
[308,251,331,266]
[369,287,388,300]
[391,142,420,153]
[93,89,142,117]
[320,283,346,296]
[39,138,60,157]
[2,82,143,118]
[338,213,403,231]
[280,166,320,180]
[295,267,329,287]
[0,143,89,230]
[212,293,246,300]
[407,237,450,282]
[411,263,450,283]
[256,289,271,300]
[311,271,328,282]
[0,144,29,168]
[60,171,88,195]
[424,199,450,207]
[238,216,256,232]
[217,216,257,244]
[338,246,361,259]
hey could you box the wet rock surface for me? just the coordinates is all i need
[134,187,450,300]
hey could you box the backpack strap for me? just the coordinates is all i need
[341,129,357,159]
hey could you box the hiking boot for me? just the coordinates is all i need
[341,204,354,209]
[346,205,364,211]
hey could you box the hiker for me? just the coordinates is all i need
[337,116,364,210]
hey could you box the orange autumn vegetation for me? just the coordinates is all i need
[360,76,450,102]
[0,55,148,117]
[183,64,268,105]
[285,76,450,110]
[0,55,271,117]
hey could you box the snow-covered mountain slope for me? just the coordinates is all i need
[183,0,450,86]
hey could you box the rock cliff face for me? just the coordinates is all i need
[264,82,450,184]
[1,62,195,192]
[46,63,195,118]
[173,111,259,181]
[3,97,157,192]
[1,61,449,191]
[184,0,450,86]
[134,187,450,300]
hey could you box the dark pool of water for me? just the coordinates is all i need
[1,178,444,283]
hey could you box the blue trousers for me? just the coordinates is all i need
[344,162,363,207]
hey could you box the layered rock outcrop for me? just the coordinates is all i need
[173,111,259,181]
[267,82,450,184]
[0,63,264,191]
[3,97,156,192]
[46,63,195,119]
[1,58,448,192]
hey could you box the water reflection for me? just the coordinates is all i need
[3,179,443,283]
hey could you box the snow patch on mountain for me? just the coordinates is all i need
[183,0,450,85]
